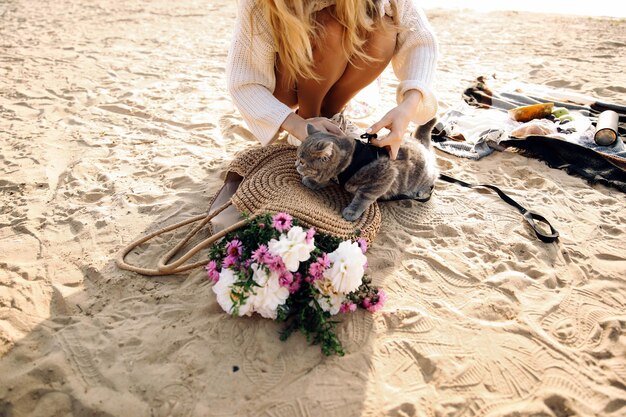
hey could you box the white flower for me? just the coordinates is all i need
[317,296,344,315]
[268,226,315,272]
[313,278,346,316]
[324,240,367,294]
[249,263,289,319]
[318,293,346,315]
[212,268,253,316]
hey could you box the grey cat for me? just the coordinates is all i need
[296,118,439,221]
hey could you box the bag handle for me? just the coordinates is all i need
[116,200,253,276]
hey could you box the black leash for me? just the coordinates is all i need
[360,132,559,243]
[438,174,559,243]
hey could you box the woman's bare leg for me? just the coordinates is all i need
[295,7,349,118]
[321,16,396,117]
[273,57,298,109]
[273,9,397,119]
[209,172,243,233]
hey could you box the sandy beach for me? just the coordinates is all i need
[1,1,625,416]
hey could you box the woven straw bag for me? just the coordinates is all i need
[116,144,381,276]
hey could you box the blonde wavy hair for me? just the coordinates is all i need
[256,0,383,83]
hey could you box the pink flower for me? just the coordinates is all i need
[272,212,292,232]
[266,254,286,274]
[357,238,368,254]
[362,289,386,313]
[279,271,294,288]
[305,228,316,244]
[289,273,302,294]
[307,253,328,282]
[308,264,323,282]
[252,244,270,264]
[339,302,357,314]
[289,280,301,294]
[258,223,265,229]
[222,255,238,269]
[226,239,243,258]
[205,260,220,283]
[318,253,330,268]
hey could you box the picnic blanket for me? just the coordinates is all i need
[433,78,626,192]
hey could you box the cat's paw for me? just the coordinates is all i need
[416,185,434,200]
[342,206,363,222]
[302,177,322,190]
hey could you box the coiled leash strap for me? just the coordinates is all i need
[438,174,559,243]
[360,133,559,243]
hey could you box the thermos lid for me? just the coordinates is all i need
[594,129,617,146]
[594,110,619,146]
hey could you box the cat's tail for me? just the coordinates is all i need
[413,118,438,149]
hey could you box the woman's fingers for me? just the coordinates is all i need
[368,113,401,160]
[321,120,344,135]
[373,134,401,160]
[305,117,343,136]
[367,115,391,134]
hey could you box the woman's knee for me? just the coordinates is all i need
[295,6,348,118]
[318,18,396,116]
[364,16,397,62]
[273,56,298,107]
[313,7,343,51]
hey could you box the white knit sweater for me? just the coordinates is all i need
[226,0,439,146]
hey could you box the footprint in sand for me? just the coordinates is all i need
[218,112,257,143]
[152,384,195,417]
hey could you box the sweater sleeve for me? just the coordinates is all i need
[391,0,439,124]
[226,0,294,146]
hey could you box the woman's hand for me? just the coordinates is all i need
[303,117,344,139]
[367,90,422,160]
[282,113,343,142]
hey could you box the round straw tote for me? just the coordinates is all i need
[116,144,381,276]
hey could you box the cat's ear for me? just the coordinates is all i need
[306,123,320,137]
[313,141,333,162]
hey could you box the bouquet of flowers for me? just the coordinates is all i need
[206,212,385,356]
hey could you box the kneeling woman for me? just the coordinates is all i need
[213,0,438,229]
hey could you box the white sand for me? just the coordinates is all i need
[1,1,625,416]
